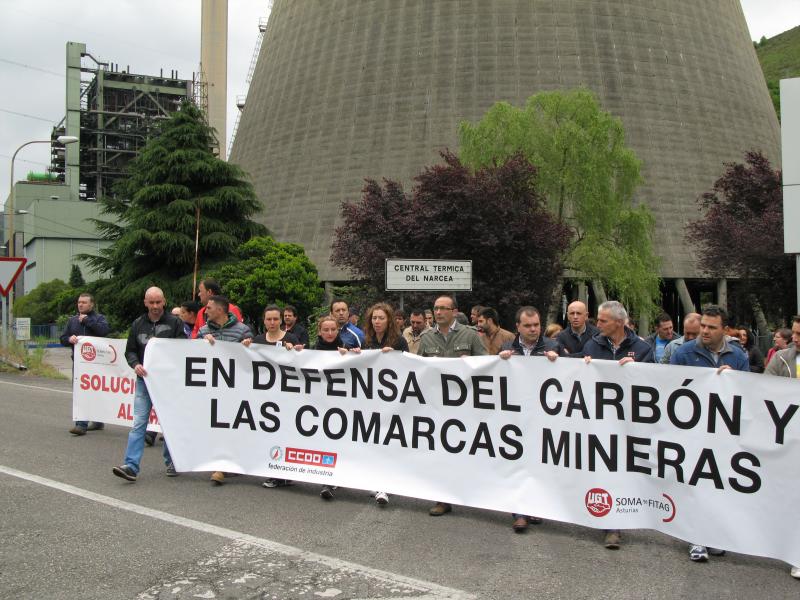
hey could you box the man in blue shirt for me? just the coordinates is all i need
[670,304,748,562]
[330,299,364,347]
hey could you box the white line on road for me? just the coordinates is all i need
[0,379,71,394]
[0,464,475,600]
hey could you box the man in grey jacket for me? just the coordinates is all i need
[199,295,252,485]
[199,296,252,344]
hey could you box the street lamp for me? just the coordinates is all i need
[4,135,78,345]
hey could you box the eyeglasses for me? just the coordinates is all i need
[433,306,454,311]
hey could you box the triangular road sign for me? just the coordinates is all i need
[0,257,27,296]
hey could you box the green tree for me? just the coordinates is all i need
[83,101,267,326]
[207,236,324,327]
[13,279,76,324]
[68,264,85,288]
[458,89,661,318]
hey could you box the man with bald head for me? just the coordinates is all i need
[113,287,186,482]
[556,300,599,356]
[660,313,701,364]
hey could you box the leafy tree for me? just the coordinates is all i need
[82,101,266,326]
[68,264,85,288]
[458,89,661,318]
[332,152,572,323]
[207,236,324,327]
[687,151,793,324]
[13,279,76,324]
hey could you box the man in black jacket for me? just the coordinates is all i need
[112,287,186,483]
[282,305,309,347]
[499,306,558,532]
[556,300,599,356]
[60,293,110,435]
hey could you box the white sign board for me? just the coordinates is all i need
[781,78,800,252]
[385,259,472,291]
[0,257,26,296]
[15,317,30,341]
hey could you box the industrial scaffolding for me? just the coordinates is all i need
[51,42,198,202]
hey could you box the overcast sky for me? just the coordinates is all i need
[1,0,797,207]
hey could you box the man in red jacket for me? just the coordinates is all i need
[190,278,243,338]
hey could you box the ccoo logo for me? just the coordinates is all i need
[585,488,613,517]
[269,446,283,461]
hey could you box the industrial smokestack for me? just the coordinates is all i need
[200,0,228,159]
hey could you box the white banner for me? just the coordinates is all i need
[72,337,161,432]
[140,338,800,565]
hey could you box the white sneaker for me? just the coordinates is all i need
[689,545,709,562]
[374,491,389,505]
[791,565,800,579]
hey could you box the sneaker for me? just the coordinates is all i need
[689,545,709,562]
[165,463,178,477]
[262,478,292,488]
[708,547,726,556]
[144,432,157,447]
[210,471,225,485]
[86,422,104,431]
[374,491,389,505]
[320,485,336,500]
[603,530,621,549]
[791,566,800,579]
[69,426,87,436]
[429,502,452,516]
[112,465,137,482]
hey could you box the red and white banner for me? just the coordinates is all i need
[72,337,160,432]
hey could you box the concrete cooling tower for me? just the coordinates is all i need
[230,0,780,299]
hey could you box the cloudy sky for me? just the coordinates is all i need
[0,0,797,206]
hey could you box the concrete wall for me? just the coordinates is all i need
[231,0,781,282]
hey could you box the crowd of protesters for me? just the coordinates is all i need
[60,279,800,578]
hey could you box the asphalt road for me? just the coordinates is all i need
[0,371,797,600]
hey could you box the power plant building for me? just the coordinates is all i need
[230,0,781,313]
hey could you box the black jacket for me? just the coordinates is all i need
[581,328,654,362]
[60,311,110,358]
[556,324,599,356]
[125,312,186,369]
[500,334,559,356]
[363,334,409,351]
[284,323,309,346]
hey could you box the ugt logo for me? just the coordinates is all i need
[585,487,613,517]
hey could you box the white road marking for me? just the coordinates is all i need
[0,464,474,600]
[0,379,71,394]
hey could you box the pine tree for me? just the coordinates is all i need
[83,101,266,325]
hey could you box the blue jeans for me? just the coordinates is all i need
[123,377,171,474]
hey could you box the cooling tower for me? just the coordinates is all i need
[230,0,780,284]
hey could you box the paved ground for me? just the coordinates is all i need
[0,370,798,599]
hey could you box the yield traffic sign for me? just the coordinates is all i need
[0,257,27,296]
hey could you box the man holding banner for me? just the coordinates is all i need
[418,294,487,516]
[670,304,748,562]
[498,305,558,532]
[112,287,186,482]
[582,300,653,550]
[61,292,110,436]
